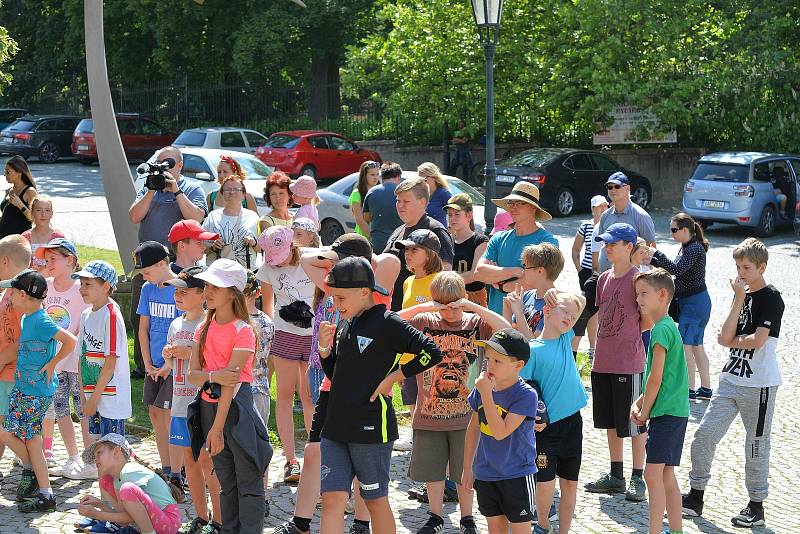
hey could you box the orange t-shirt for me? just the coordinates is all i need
[0,289,22,382]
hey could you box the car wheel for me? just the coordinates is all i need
[319,218,345,246]
[470,162,485,188]
[38,142,60,163]
[300,165,317,179]
[631,185,650,209]
[755,205,776,237]
[555,187,574,217]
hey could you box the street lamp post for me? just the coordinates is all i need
[470,0,503,234]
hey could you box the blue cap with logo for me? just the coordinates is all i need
[595,222,638,245]
[34,237,78,261]
[606,171,630,186]
[72,260,118,289]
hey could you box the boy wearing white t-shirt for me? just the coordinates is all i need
[73,261,131,447]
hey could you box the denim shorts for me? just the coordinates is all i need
[88,413,126,438]
[3,389,52,439]
[320,438,393,499]
[677,290,712,346]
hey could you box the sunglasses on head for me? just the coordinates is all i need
[364,161,381,169]
[606,184,624,190]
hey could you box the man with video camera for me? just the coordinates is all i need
[128,146,207,378]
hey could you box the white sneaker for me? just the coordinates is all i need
[393,438,413,452]
[50,458,79,478]
[62,459,98,480]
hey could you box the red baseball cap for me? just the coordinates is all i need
[168,220,219,243]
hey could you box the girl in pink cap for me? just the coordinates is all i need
[256,226,315,484]
[290,176,320,229]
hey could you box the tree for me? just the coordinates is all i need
[0,1,18,94]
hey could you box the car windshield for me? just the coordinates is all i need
[264,135,300,149]
[75,119,93,133]
[175,131,207,146]
[446,178,485,206]
[502,149,561,168]
[235,156,272,178]
[690,162,749,183]
[6,120,36,132]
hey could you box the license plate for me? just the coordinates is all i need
[703,200,725,209]
[77,144,89,151]
[496,174,516,183]
[1,136,11,143]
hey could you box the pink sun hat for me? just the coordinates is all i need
[491,209,514,235]
[290,175,317,199]
[259,225,295,266]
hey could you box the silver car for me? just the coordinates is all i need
[682,152,800,237]
[317,170,486,245]
[173,127,268,155]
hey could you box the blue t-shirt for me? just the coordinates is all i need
[135,177,207,246]
[16,309,60,397]
[520,330,588,424]
[362,182,403,254]
[520,290,545,335]
[136,282,178,368]
[427,187,452,227]
[483,228,559,313]
[468,378,538,481]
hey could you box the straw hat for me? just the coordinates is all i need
[491,182,552,221]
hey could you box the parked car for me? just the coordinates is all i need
[0,114,82,163]
[134,148,275,216]
[317,170,485,245]
[173,127,268,155]
[255,130,382,180]
[682,152,800,237]
[485,147,653,217]
[0,108,28,131]
[71,113,176,164]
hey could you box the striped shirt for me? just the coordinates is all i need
[576,221,594,270]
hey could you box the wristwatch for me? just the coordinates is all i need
[174,190,185,198]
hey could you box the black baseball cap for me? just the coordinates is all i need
[476,328,530,363]
[394,229,441,254]
[325,256,389,296]
[163,266,206,290]
[317,233,373,262]
[131,241,170,275]
[0,269,48,300]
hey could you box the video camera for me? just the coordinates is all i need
[137,158,176,190]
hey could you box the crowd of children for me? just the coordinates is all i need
[0,160,785,534]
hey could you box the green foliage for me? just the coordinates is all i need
[0,2,18,94]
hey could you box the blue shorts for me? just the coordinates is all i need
[0,380,15,417]
[646,415,688,466]
[88,413,126,438]
[169,416,191,447]
[3,389,52,439]
[320,438,392,500]
[677,290,712,346]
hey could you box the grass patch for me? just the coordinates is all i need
[576,351,592,380]
[76,244,124,274]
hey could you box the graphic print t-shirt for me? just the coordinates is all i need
[256,263,315,336]
[79,301,132,419]
[167,315,203,418]
[520,290,545,336]
[44,279,90,373]
[408,313,491,431]
[0,289,22,382]
[594,267,645,374]
[136,282,178,368]
[720,285,784,387]
[202,208,260,269]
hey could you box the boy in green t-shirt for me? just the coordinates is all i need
[630,268,689,534]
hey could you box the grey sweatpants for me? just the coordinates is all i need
[689,379,777,501]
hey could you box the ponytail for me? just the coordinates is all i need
[693,222,709,252]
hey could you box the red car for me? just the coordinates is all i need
[71,113,175,164]
[255,130,381,180]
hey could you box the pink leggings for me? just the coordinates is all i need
[100,475,181,534]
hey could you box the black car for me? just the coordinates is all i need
[0,108,28,131]
[489,148,653,216]
[0,114,82,163]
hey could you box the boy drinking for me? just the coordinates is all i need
[683,238,784,528]
[316,256,442,534]
[521,290,587,534]
[462,329,540,534]
[0,269,77,512]
[503,243,563,340]
[631,269,689,534]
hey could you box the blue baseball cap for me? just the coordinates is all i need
[606,171,630,186]
[34,237,78,260]
[595,223,638,245]
[72,260,118,289]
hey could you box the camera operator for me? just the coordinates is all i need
[127,146,207,378]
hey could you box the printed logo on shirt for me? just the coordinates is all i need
[360,482,379,491]
[45,304,70,330]
[357,336,373,354]
[723,347,755,379]
[149,302,176,318]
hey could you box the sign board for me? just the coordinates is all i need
[593,106,677,145]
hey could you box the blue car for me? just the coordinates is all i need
[682,152,799,237]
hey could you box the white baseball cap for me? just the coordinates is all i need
[194,258,247,292]
[591,195,609,208]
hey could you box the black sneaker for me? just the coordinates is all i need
[179,517,208,534]
[407,483,425,500]
[168,476,186,504]
[416,513,444,534]
[18,492,56,513]
[696,387,713,400]
[273,522,305,534]
[264,499,270,518]
[349,523,370,534]
[16,468,38,501]
[681,492,704,517]
[731,505,765,527]
[459,516,478,534]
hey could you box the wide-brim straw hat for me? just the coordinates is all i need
[491,181,552,221]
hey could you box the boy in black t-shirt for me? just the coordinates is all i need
[316,256,442,534]
[683,238,784,528]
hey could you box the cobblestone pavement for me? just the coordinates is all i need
[3,165,799,532]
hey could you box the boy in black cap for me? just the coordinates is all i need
[316,256,442,534]
[462,328,540,534]
[0,270,77,512]
[132,241,180,481]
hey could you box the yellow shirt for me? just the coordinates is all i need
[400,273,436,364]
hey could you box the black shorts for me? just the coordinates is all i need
[646,415,688,466]
[143,374,173,410]
[573,272,599,336]
[309,390,330,443]
[591,372,646,438]
[535,411,583,482]
[474,475,536,523]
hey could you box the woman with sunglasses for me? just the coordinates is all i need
[1,156,38,239]
[648,212,713,400]
[350,161,381,238]
[205,155,258,213]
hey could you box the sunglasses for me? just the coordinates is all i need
[364,161,381,169]
[222,188,245,194]
[670,227,681,233]
[606,184,624,190]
